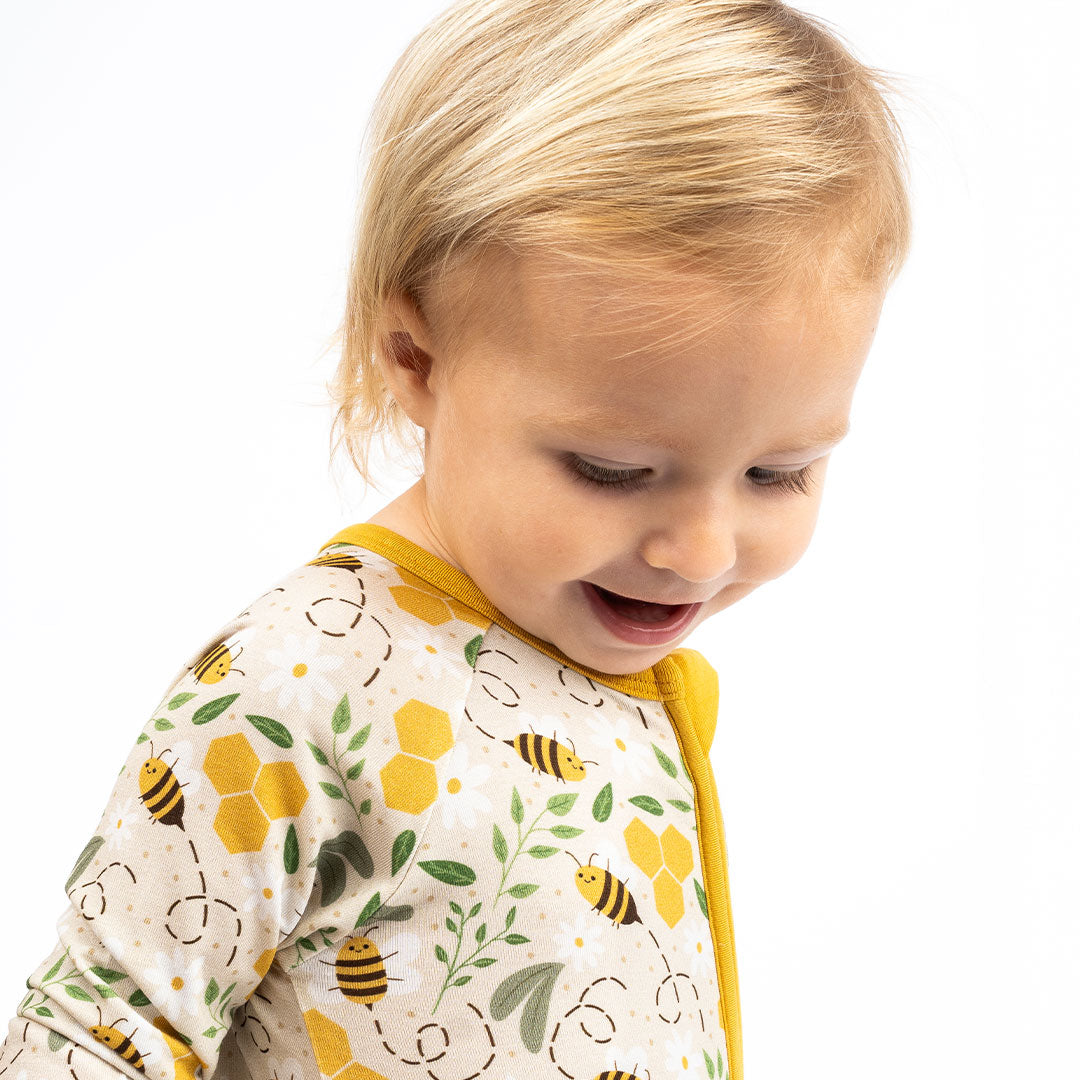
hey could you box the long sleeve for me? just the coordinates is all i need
[0,560,380,1079]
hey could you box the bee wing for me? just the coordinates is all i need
[378,930,423,996]
[168,740,202,797]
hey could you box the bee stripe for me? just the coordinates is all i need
[193,644,228,680]
[611,877,628,922]
[145,777,182,817]
[596,870,613,913]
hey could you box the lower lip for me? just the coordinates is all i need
[581,581,703,646]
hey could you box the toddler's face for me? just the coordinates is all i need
[374,247,884,676]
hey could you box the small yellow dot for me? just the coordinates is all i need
[292,663,308,678]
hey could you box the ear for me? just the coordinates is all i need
[375,288,441,430]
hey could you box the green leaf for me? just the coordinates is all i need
[452,975,472,986]
[489,961,564,1054]
[136,732,149,744]
[314,850,346,907]
[653,744,678,778]
[704,1048,716,1078]
[331,695,351,734]
[629,794,664,816]
[592,782,613,822]
[668,799,692,813]
[65,835,105,893]
[391,830,416,877]
[247,714,294,749]
[305,740,329,766]
[167,692,196,710]
[345,761,364,780]
[445,918,458,934]
[468,902,482,919]
[128,989,151,1007]
[64,985,93,1002]
[94,985,117,999]
[526,845,560,858]
[321,831,373,878]
[47,1030,68,1051]
[42,954,66,984]
[284,824,299,874]
[359,798,371,814]
[35,1005,54,1017]
[417,860,476,886]
[205,979,219,1005]
[347,724,370,752]
[464,634,483,667]
[202,1027,217,1039]
[476,923,487,944]
[695,878,709,920]
[89,966,125,985]
[474,956,497,968]
[319,782,344,800]
[492,823,508,863]
[504,934,529,945]
[505,906,516,928]
[508,882,539,899]
[548,825,583,839]
[153,717,175,731]
[355,892,381,928]
[298,938,316,953]
[449,901,463,916]
[192,693,239,725]
[510,786,524,825]
[546,792,577,817]
[434,944,448,964]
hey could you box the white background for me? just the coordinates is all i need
[1,3,1076,1078]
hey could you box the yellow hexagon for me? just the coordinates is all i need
[337,1063,391,1080]
[253,760,309,820]
[388,568,491,629]
[624,817,663,879]
[254,948,276,981]
[203,733,260,795]
[380,754,438,814]
[653,867,686,929]
[214,793,269,853]
[302,1008,353,1077]
[393,699,453,760]
[660,823,694,881]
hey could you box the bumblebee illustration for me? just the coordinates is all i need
[566,851,643,928]
[592,1065,651,1080]
[138,743,187,830]
[320,925,402,1009]
[88,1005,148,1073]
[504,725,598,783]
[192,630,249,683]
[306,551,365,573]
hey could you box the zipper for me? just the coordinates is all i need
[660,680,743,1080]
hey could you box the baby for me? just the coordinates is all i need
[1,2,911,1079]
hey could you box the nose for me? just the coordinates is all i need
[640,491,737,585]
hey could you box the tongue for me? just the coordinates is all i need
[599,587,679,624]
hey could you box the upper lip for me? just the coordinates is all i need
[586,581,709,607]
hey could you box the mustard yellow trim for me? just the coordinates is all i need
[655,655,743,1080]
[320,523,681,698]
[668,648,720,755]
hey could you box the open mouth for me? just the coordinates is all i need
[589,583,687,624]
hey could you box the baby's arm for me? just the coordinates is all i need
[0,573,357,1077]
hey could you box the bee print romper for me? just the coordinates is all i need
[0,523,742,1080]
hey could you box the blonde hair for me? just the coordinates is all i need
[325,0,916,496]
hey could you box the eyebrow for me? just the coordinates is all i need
[528,409,851,456]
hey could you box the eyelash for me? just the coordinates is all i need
[564,455,818,497]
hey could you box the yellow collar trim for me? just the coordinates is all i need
[320,522,684,701]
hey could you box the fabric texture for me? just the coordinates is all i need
[1,524,741,1080]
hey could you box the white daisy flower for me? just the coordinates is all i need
[241,861,285,923]
[259,632,343,712]
[552,911,605,972]
[665,1028,702,1075]
[142,946,206,1026]
[102,797,136,851]
[584,711,655,780]
[438,743,492,831]
[681,917,713,978]
[394,628,471,680]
